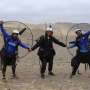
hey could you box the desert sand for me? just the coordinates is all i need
[0,22,90,90]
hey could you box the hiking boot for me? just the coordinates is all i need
[48,72,55,76]
[41,74,45,79]
[11,74,18,79]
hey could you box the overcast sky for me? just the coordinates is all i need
[0,0,90,23]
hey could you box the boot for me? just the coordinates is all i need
[48,72,55,76]
[41,73,45,79]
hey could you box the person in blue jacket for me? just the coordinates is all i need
[69,29,90,78]
[0,21,30,79]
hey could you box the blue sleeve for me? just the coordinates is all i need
[69,41,77,48]
[69,44,77,48]
[0,24,10,38]
[19,41,30,49]
[84,31,90,37]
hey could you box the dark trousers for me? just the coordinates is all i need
[1,54,16,77]
[71,52,90,76]
[39,56,54,74]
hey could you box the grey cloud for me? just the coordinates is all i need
[0,0,90,23]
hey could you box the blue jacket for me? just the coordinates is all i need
[69,31,90,53]
[0,24,30,55]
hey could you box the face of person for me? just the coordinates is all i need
[12,33,19,39]
[76,30,82,37]
[47,31,53,37]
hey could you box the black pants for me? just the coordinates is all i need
[39,55,54,74]
[71,52,90,76]
[0,47,5,70]
[1,54,16,77]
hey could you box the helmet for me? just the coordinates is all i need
[75,29,81,32]
[46,27,53,32]
[12,29,19,34]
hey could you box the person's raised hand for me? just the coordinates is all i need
[0,21,3,25]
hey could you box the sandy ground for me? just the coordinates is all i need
[0,44,90,90]
[0,23,90,90]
